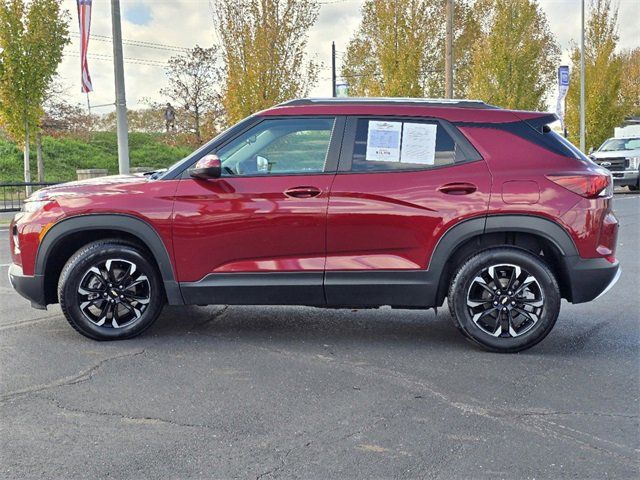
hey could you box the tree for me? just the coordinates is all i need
[466,0,559,110]
[160,45,220,144]
[213,0,319,125]
[0,0,69,190]
[565,0,625,151]
[341,0,435,97]
[340,1,482,98]
[42,100,96,138]
[425,1,483,98]
[620,48,640,117]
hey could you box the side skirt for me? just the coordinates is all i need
[324,271,437,308]
[180,272,326,307]
[179,271,438,308]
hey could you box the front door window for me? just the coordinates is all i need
[217,118,336,176]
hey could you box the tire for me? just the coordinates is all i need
[58,240,165,340]
[447,247,560,353]
[628,183,639,191]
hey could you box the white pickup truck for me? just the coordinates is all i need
[590,136,640,191]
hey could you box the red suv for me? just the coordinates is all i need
[8,98,620,352]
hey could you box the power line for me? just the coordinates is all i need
[65,52,168,68]
[70,32,191,53]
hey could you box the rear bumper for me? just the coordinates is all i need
[8,263,47,310]
[564,256,621,303]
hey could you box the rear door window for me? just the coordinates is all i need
[343,117,474,173]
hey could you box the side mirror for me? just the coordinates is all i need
[588,147,595,154]
[191,154,221,180]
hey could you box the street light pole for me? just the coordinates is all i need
[444,0,454,99]
[579,0,586,152]
[331,41,337,98]
[111,0,129,174]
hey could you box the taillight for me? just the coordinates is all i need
[546,173,612,198]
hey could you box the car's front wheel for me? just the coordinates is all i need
[58,240,165,340]
[448,248,560,353]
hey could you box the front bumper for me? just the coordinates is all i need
[8,263,47,310]
[610,170,639,186]
[564,256,621,303]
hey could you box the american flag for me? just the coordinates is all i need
[77,0,93,93]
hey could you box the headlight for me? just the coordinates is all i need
[21,200,53,213]
[628,157,640,170]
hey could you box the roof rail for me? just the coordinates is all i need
[277,97,498,109]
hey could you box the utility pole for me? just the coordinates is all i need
[111,0,129,174]
[579,0,586,152]
[444,0,454,99]
[331,41,337,98]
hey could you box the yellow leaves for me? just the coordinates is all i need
[213,0,319,125]
[565,0,629,151]
[341,0,485,99]
[0,0,69,143]
[466,0,559,111]
[342,0,435,98]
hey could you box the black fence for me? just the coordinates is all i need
[0,182,60,212]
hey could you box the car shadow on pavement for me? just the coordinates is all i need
[146,304,473,352]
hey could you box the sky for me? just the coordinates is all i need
[57,0,640,114]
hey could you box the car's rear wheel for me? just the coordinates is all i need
[58,240,165,340]
[448,248,560,353]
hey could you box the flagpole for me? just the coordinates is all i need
[579,0,586,152]
[110,0,129,174]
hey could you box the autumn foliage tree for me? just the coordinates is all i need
[565,0,625,151]
[0,0,69,189]
[341,0,436,97]
[466,0,559,110]
[213,0,319,125]
[620,48,640,117]
[340,1,501,99]
[429,0,483,99]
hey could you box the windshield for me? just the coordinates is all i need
[157,115,258,179]
[599,138,640,152]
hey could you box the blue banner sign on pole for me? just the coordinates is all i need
[556,65,570,130]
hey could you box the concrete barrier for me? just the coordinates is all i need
[130,167,154,174]
[76,169,109,180]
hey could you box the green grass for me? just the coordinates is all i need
[0,132,193,183]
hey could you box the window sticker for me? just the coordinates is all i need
[400,122,437,165]
[366,120,402,162]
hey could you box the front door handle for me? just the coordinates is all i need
[438,182,477,195]
[284,186,322,198]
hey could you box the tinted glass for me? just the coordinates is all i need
[351,118,456,172]
[218,118,335,176]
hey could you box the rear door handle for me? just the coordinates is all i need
[284,186,322,198]
[438,182,477,195]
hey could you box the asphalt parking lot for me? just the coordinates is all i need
[1,193,639,480]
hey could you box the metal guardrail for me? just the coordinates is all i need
[0,182,60,212]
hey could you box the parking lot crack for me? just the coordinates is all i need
[512,410,638,419]
[255,446,293,480]
[197,305,229,328]
[0,349,145,402]
[0,314,60,331]
[35,394,221,431]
